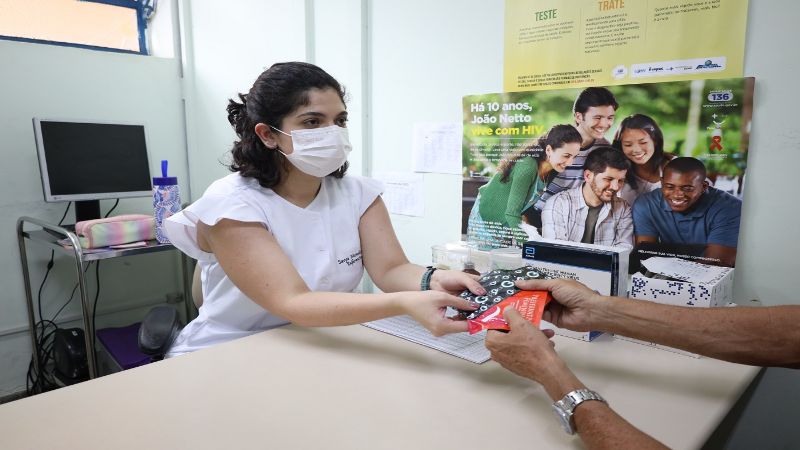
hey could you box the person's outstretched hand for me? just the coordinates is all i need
[515,278,604,332]
[429,269,485,296]
[401,290,478,336]
[485,307,559,383]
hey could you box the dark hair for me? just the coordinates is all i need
[498,124,582,182]
[573,87,618,117]
[226,62,348,188]
[664,157,707,179]
[583,146,630,175]
[612,114,666,190]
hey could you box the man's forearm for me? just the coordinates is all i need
[537,356,587,401]
[595,298,800,368]
[539,358,667,450]
[574,402,667,450]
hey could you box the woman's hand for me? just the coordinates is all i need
[400,291,478,336]
[429,269,485,296]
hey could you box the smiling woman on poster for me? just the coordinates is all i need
[612,114,674,206]
[466,125,581,249]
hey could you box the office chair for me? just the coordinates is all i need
[138,263,202,360]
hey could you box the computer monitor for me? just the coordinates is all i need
[33,118,153,223]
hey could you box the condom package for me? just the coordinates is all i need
[457,266,551,334]
[466,290,552,334]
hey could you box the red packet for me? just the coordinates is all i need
[467,290,552,334]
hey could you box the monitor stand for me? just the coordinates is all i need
[74,200,101,223]
[42,201,98,239]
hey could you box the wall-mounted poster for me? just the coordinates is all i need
[504,0,750,91]
[462,77,754,270]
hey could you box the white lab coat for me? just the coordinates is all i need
[163,173,383,356]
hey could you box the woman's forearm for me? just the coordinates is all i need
[275,291,407,327]
[372,262,425,293]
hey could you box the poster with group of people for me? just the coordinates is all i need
[462,76,754,270]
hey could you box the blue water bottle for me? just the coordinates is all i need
[152,160,181,244]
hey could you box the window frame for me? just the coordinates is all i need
[0,0,152,55]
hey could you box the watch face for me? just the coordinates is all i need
[552,390,606,435]
[552,403,575,435]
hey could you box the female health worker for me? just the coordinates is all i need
[164,62,481,356]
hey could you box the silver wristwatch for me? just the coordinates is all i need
[552,389,607,435]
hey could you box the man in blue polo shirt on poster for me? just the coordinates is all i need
[632,157,742,267]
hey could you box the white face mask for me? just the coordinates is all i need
[271,125,352,177]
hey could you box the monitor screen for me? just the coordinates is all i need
[33,119,153,204]
[33,118,154,223]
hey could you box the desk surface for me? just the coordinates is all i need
[0,325,758,450]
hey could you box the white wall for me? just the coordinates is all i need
[734,0,800,306]
[180,0,310,199]
[312,0,367,177]
[149,0,175,58]
[0,40,186,396]
[368,1,504,266]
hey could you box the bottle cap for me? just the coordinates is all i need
[152,160,178,186]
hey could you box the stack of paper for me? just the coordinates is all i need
[362,315,490,364]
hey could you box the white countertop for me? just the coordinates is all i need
[0,324,759,449]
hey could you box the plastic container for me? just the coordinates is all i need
[489,246,523,270]
[462,260,480,275]
[152,160,181,244]
[431,244,452,269]
[431,241,494,273]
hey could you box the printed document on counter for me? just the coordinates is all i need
[363,315,490,364]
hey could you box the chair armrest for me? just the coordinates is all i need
[138,305,182,358]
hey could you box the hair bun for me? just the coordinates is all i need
[226,93,249,134]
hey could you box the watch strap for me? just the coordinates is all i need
[553,389,607,435]
[420,266,437,291]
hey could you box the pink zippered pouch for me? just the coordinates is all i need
[74,214,156,248]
